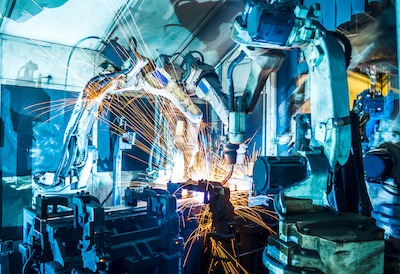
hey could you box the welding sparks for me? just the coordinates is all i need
[19,1,278,273]
[208,237,249,274]
[178,142,277,273]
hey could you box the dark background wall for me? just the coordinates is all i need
[0,85,149,237]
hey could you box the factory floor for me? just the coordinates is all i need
[1,170,168,272]
[1,170,160,234]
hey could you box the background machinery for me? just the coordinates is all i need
[1,0,398,273]
[20,188,183,274]
[231,1,386,273]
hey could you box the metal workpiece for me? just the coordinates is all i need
[278,151,331,214]
[168,180,235,235]
[264,211,384,274]
[20,188,183,274]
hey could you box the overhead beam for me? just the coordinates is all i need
[0,0,16,32]
[172,0,227,63]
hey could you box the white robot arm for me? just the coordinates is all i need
[33,60,148,193]
[231,1,352,210]
[34,45,207,193]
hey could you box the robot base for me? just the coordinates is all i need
[264,210,384,274]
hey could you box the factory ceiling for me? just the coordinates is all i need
[0,0,396,68]
[0,0,244,67]
[0,0,128,48]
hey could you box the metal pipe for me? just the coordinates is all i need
[227,51,246,111]
[262,81,267,156]
[266,72,277,156]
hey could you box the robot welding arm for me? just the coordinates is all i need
[34,55,205,195]
[232,1,352,212]
[233,1,352,166]
[135,66,203,124]
[225,48,284,147]
[34,60,148,193]
[180,52,230,127]
[139,65,204,170]
[117,61,204,170]
[36,49,208,190]
[175,49,284,165]
[140,49,282,165]
[281,30,352,209]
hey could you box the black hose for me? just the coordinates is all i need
[180,51,204,82]
[227,51,246,112]
[83,64,135,96]
[64,36,106,88]
[22,250,36,274]
[328,31,352,69]
[188,50,205,64]
[83,72,120,94]
[101,189,113,206]
[181,60,192,82]
[221,164,235,184]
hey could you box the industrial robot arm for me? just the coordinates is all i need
[33,59,148,193]
[34,40,205,193]
[232,1,352,213]
[176,49,284,164]
[179,51,230,127]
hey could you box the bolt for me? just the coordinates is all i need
[334,118,345,126]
